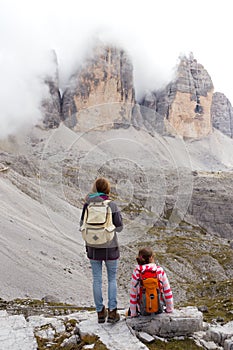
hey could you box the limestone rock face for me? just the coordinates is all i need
[158,55,214,138]
[188,173,233,239]
[40,48,233,141]
[62,46,135,131]
[132,103,165,135]
[41,51,61,129]
[140,55,214,138]
[211,92,233,138]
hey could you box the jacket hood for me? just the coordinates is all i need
[136,263,158,273]
[86,192,109,203]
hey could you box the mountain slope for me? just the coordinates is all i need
[0,125,232,320]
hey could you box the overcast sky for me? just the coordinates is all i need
[0,0,232,138]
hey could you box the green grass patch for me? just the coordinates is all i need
[36,333,108,350]
[0,298,95,317]
[147,338,202,350]
[183,279,233,323]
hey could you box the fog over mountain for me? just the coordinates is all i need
[1,0,233,138]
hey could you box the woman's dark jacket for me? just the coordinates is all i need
[80,194,123,260]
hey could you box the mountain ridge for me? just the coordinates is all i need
[41,45,233,140]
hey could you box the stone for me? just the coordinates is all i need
[199,339,221,350]
[36,327,55,340]
[0,311,37,350]
[83,345,95,349]
[28,315,66,334]
[61,334,79,347]
[126,307,203,338]
[207,328,223,344]
[208,321,233,347]
[137,331,155,343]
[224,338,233,350]
[41,294,61,303]
[198,305,209,313]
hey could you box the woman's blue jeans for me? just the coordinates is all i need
[90,259,118,312]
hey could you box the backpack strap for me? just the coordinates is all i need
[81,199,111,229]
[136,266,160,287]
[135,266,155,287]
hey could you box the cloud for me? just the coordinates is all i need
[0,1,56,138]
[0,0,233,139]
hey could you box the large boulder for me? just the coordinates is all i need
[126,307,203,338]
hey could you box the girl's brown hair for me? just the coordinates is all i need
[136,247,154,265]
[92,177,111,195]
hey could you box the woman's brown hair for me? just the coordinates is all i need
[92,177,111,195]
[136,247,154,265]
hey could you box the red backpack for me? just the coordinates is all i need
[137,268,164,315]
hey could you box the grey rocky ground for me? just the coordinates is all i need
[0,306,233,350]
[0,124,233,349]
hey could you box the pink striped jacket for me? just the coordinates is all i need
[129,263,174,317]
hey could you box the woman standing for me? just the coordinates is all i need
[80,177,123,323]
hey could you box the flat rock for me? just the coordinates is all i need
[126,307,203,338]
[0,311,37,350]
[78,311,148,350]
[137,331,154,343]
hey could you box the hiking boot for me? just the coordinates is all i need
[97,306,107,323]
[107,308,120,323]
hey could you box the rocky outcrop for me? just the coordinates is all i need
[61,45,135,131]
[0,310,37,350]
[194,321,233,349]
[140,54,214,138]
[126,307,203,338]
[211,92,233,138]
[41,51,61,129]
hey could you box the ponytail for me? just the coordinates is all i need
[136,247,154,265]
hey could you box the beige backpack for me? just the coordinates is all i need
[81,200,116,246]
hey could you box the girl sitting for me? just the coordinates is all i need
[129,247,174,317]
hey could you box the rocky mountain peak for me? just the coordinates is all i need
[143,54,214,138]
[176,53,214,97]
[61,45,135,131]
[40,47,233,140]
